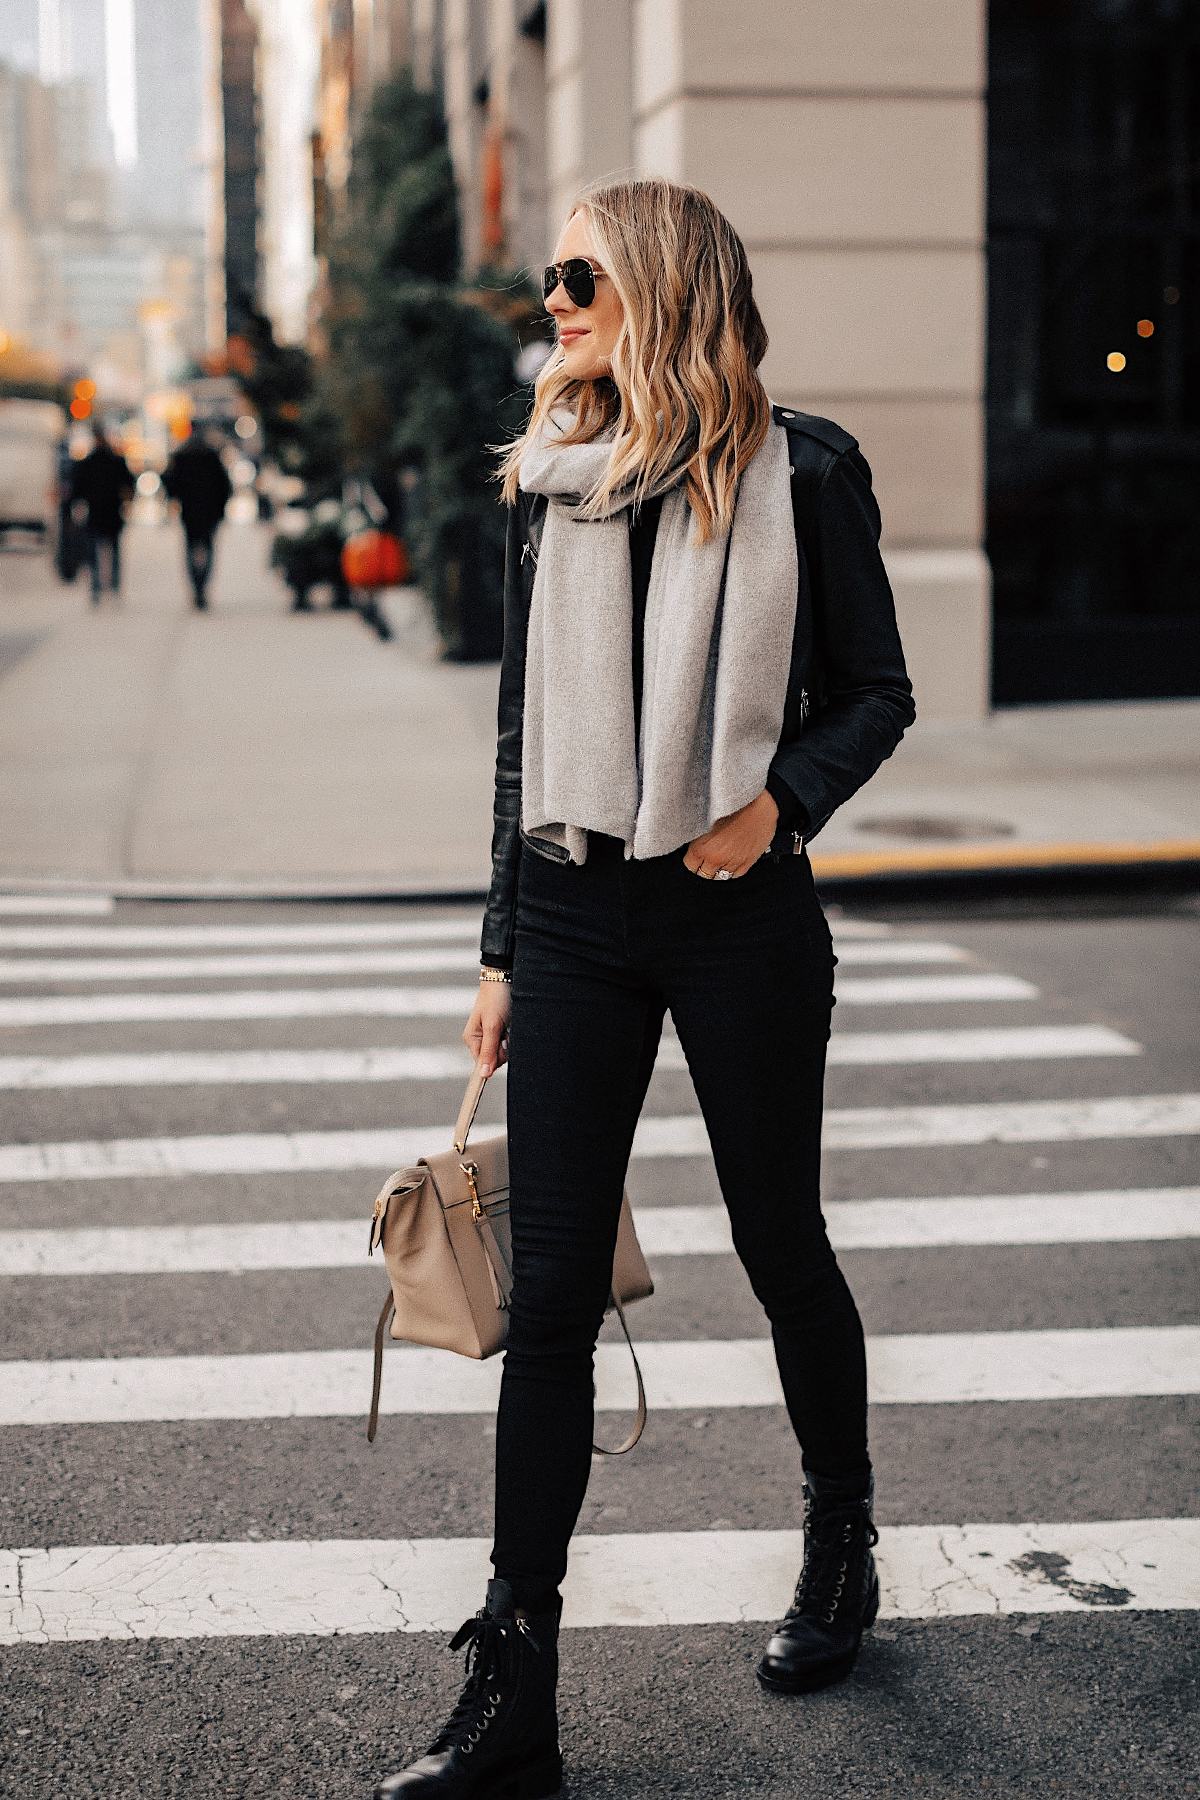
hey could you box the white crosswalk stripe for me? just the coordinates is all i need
[5,1518,1197,1644]
[0,894,114,917]
[0,1023,1139,1089]
[0,947,486,984]
[0,939,973,983]
[2,1095,1194,1182]
[829,940,971,965]
[4,1188,1194,1275]
[0,916,484,951]
[0,970,1039,1029]
[665,1022,1141,1069]
[4,1328,1198,1425]
[833,972,1039,1004]
[0,985,481,1029]
[830,1022,1140,1062]
[819,1092,1200,1149]
[0,1045,479,1090]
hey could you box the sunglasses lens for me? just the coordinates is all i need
[563,260,596,307]
[543,261,596,307]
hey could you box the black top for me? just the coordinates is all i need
[71,447,134,536]
[162,442,234,532]
[628,495,801,830]
[627,495,662,736]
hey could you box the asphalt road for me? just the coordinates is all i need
[1,888,1198,1798]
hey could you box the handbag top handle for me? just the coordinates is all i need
[452,1062,490,1153]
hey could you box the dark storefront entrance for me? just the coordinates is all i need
[987,0,1200,703]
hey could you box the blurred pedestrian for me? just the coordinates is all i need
[70,429,133,604]
[162,432,232,610]
[54,437,85,582]
[374,180,914,1798]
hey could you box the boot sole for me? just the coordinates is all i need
[374,1747,561,1800]
[482,1746,563,1798]
[756,1573,881,1696]
[756,1649,857,1695]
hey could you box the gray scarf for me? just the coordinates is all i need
[519,414,798,863]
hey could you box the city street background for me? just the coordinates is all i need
[2,0,1200,1795]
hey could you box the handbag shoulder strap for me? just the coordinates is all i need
[368,1289,395,1443]
[591,1292,647,1456]
[452,1063,489,1153]
[368,1291,647,1451]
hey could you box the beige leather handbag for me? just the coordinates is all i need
[367,1063,654,1451]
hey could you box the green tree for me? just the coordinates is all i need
[228,297,316,471]
[323,71,543,658]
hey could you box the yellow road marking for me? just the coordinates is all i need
[809,839,1200,879]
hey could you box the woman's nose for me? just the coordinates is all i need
[544,283,572,315]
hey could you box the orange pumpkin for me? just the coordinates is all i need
[341,529,409,588]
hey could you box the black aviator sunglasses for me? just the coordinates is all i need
[542,257,603,308]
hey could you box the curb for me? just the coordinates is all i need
[811,839,1200,907]
[807,837,1200,881]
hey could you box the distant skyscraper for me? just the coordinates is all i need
[221,0,258,332]
[0,0,212,379]
[0,2,40,79]
[253,0,318,344]
[104,0,137,169]
[129,0,205,228]
[61,0,110,167]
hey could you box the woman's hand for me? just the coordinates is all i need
[684,789,780,880]
[463,978,513,1077]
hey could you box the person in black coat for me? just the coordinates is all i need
[70,431,134,603]
[162,433,233,610]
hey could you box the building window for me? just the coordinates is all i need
[987,0,1200,703]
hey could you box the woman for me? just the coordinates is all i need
[375,179,913,1800]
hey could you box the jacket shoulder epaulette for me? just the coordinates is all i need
[772,406,859,457]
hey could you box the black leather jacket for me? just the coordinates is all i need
[481,406,915,966]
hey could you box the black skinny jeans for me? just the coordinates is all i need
[492,834,869,1612]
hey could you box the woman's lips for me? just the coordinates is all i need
[558,328,588,344]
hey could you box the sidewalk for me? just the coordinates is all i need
[810,699,1200,880]
[1,517,1197,895]
[0,519,498,894]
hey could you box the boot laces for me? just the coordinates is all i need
[429,1608,541,1757]
[787,1493,879,1627]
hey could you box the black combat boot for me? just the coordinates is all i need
[374,1578,562,1798]
[757,1472,879,1694]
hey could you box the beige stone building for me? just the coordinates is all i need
[435,0,990,723]
[302,2,1197,713]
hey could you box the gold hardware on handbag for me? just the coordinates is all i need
[367,1062,654,1452]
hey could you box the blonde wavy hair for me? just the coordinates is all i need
[499,179,771,542]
